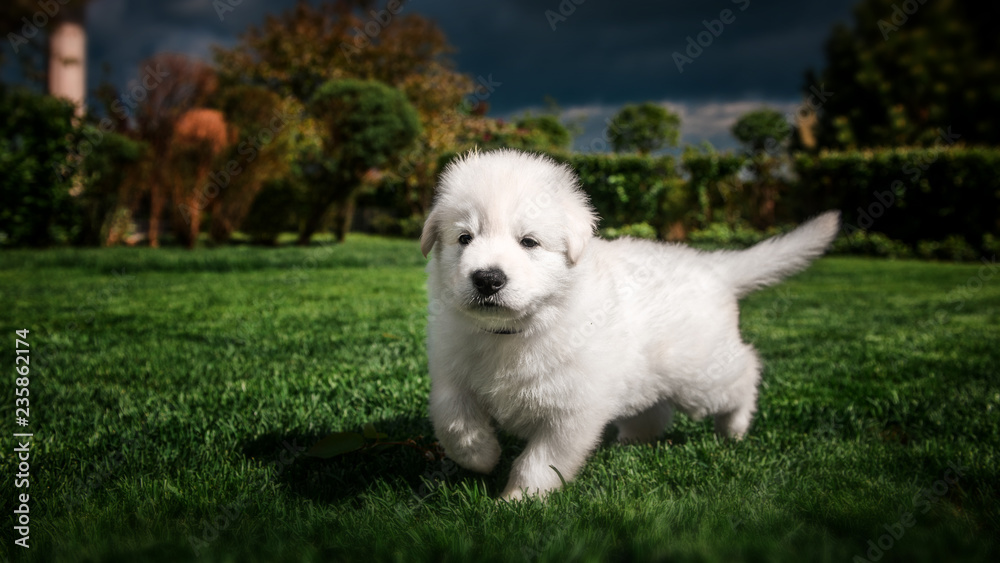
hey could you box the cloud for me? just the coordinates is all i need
[19,0,854,124]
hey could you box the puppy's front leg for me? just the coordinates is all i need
[501,418,604,500]
[429,380,500,474]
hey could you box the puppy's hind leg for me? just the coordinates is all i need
[713,349,761,439]
[713,403,756,439]
[615,400,674,444]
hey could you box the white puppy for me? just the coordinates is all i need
[420,149,839,500]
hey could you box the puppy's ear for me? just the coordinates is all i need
[564,199,597,265]
[420,207,440,258]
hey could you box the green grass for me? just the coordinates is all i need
[1,235,998,562]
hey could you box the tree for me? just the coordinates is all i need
[299,79,421,245]
[214,0,474,226]
[456,114,573,154]
[514,115,572,152]
[608,103,681,155]
[731,109,791,155]
[731,109,792,228]
[168,108,230,248]
[807,0,1000,148]
[128,53,218,247]
[206,85,300,244]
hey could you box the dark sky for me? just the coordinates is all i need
[7,0,859,150]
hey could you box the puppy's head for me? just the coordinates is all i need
[421,149,596,331]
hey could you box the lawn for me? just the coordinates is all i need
[1,235,998,562]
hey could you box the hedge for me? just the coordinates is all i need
[794,147,1000,249]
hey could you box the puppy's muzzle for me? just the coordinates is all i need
[471,268,507,298]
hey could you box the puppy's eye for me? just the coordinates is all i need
[458,234,473,246]
[520,237,539,249]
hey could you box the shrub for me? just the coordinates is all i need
[831,231,913,259]
[299,79,422,244]
[917,236,978,262]
[681,145,745,226]
[687,222,777,250]
[241,178,304,245]
[599,222,658,240]
[794,147,1000,252]
[76,127,146,246]
[0,86,81,247]
[558,153,685,235]
[982,234,1000,257]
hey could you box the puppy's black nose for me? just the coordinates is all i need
[471,268,507,297]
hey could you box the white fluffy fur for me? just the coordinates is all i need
[421,149,840,500]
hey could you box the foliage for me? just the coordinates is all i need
[452,116,570,154]
[682,143,746,226]
[513,114,572,152]
[607,102,681,155]
[1,243,998,561]
[688,222,921,259]
[983,234,1000,257]
[598,222,658,240]
[830,230,913,259]
[214,0,474,222]
[917,236,979,262]
[807,0,1000,148]
[731,109,792,155]
[687,221,778,250]
[0,85,81,246]
[75,126,146,246]
[793,146,1000,251]
[167,108,230,248]
[206,85,301,244]
[563,154,682,234]
[129,53,220,248]
[730,108,795,228]
[299,78,421,244]
[240,177,308,245]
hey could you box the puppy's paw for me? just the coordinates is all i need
[500,485,547,502]
[500,487,526,502]
[443,432,501,474]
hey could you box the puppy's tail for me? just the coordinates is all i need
[711,211,840,298]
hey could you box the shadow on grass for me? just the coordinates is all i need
[238,415,712,506]
[238,415,512,505]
